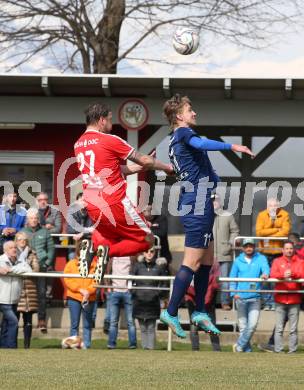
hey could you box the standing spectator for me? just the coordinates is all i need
[67,192,94,260]
[21,208,55,333]
[230,238,269,353]
[63,251,96,349]
[288,232,304,259]
[107,256,137,349]
[132,247,167,350]
[212,194,239,310]
[257,231,304,352]
[270,241,304,354]
[36,192,62,300]
[36,192,62,235]
[0,241,31,348]
[143,205,172,265]
[185,262,221,351]
[0,191,26,254]
[15,231,39,349]
[256,198,291,310]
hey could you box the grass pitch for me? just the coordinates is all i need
[0,339,303,389]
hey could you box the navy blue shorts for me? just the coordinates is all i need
[179,191,215,249]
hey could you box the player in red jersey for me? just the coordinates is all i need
[74,103,173,282]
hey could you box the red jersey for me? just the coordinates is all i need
[74,129,134,207]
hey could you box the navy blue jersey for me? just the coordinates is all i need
[168,127,219,185]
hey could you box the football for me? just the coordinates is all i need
[61,335,84,349]
[173,27,199,55]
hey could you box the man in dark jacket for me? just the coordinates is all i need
[67,192,94,260]
[21,208,55,333]
[143,205,172,264]
[36,192,62,235]
[132,247,167,349]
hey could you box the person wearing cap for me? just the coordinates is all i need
[229,238,269,352]
[212,194,239,310]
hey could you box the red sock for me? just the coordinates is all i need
[109,240,150,257]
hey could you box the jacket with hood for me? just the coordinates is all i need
[229,251,270,299]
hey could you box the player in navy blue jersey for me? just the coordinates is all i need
[160,94,255,338]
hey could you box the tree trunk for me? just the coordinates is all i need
[92,0,125,74]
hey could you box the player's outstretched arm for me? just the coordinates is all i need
[121,163,144,176]
[121,151,157,176]
[231,144,255,158]
[128,150,174,175]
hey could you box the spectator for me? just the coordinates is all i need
[63,247,96,349]
[0,192,26,254]
[21,208,55,333]
[270,241,304,354]
[230,238,269,352]
[256,198,291,310]
[288,232,304,259]
[0,241,31,348]
[132,247,167,350]
[36,192,62,235]
[258,231,304,352]
[143,205,172,265]
[185,262,221,351]
[107,256,137,349]
[15,231,39,349]
[67,192,94,260]
[212,194,239,310]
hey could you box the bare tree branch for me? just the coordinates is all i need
[0,0,303,73]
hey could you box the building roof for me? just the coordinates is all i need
[0,74,303,100]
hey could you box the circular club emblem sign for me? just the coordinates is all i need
[118,99,149,131]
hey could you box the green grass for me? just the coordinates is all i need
[0,339,304,389]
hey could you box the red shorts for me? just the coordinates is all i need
[88,196,151,247]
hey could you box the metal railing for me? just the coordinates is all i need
[4,269,304,351]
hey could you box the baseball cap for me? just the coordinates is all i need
[242,238,255,246]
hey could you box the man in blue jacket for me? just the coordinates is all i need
[0,192,26,254]
[230,238,269,352]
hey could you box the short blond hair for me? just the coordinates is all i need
[163,94,191,129]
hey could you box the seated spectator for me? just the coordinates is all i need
[256,198,291,310]
[0,241,31,348]
[63,247,96,349]
[36,192,62,235]
[270,241,304,354]
[21,208,55,333]
[185,262,221,352]
[230,238,269,352]
[0,191,26,254]
[132,247,167,350]
[67,192,94,260]
[107,256,137,349]
[15,231,39,349]
[143,205,172,265]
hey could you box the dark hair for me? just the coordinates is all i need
[76,192,83,201]
[84,103,111,126]
[283,240,295,247]
[163,94,191,129]
[288,232,300,241]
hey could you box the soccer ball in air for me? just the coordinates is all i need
[61,335,84,349]
[173,27,199,55]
